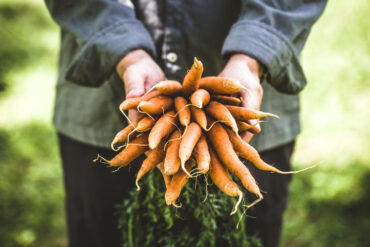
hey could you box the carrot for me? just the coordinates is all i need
[207,122,263,204]
[236,120,261,133]
[164,129,182,175]
[119,90,161,111]
[205,101,238,133]
[199,76,247,94]
[135,116,156,132]
[111,115,144,149]
[190,89,210,108]
[156,162,171,188]
[179,122,202,176]
[225,128,300,174]
[99,132,149,167]
[225,105,279,120]
[154,80,182,96]
[190,106,207,130]
[211,94,242,106]
[182,57,203,96]
[208,147,243,215]
[193,133,210,174]
[165,160,194,206]
[136,141,165,190]
[138,96,173,115]
[148,110,178,149]
[174,96,191,127]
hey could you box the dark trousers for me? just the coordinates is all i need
[58,133,294,247]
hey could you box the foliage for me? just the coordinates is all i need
[117,172,261,247]
[0,1,57,95]
[282,161,370,247]
[0,123,66,247]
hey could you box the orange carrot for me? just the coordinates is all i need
[138,96,173,115]
[236,120,261,133]
[225,128,298,174]
[205,101,238,133]
[119,90,161,111]
[190,106,207,130]
[190,89,210,108]
[111,115,144,149]
[156,162,171,188]
[207,122,262,202]
[136,141,165,189]
[135,116,156,132]
[182,57,203,96]
[211,94,242,106]
[164,129,182,175]
[226,105,279,120]
[199,76,247,94]
[165,160,194,206]
[174,96,191,127]
[179,122,202,176]
[102,132,149,167]
[208,147,243,215]
[193,133,210,174]
[148,110,178,149]
[154,80,182,96]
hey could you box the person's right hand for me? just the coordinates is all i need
[116,49,165,121]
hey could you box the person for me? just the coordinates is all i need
[45,0,327,246]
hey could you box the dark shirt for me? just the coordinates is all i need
[45,0,327,151]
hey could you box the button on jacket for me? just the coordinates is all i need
[45,0,327,151]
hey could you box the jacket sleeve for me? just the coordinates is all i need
[45,0,156,87]
[221,0,327,94]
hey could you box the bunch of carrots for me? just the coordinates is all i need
[95,58,309,215]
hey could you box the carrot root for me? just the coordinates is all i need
[172,202,182,208]
[230,191,243,215]
[181,161,193,178]
[93,154,110,165]
[273,161,322,174]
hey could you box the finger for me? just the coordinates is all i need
[240,131,254,143]
[240,89,259,110]
[144,73,166,92]
[124,70,145,98]
[247,119,261,134]
[128,109,140,122]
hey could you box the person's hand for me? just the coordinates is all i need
[218,54,263,143]
[116,49,165,121]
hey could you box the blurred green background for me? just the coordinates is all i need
[0,0,369,246]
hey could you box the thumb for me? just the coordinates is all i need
[123,70,145,98]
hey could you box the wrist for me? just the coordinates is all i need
[116,49,151,78]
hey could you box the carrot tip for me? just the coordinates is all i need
[111,141,125,152]
[230,191,243,215]
[246,194,263,209]
[112,166,123,173]
[276,161,322,174]
[193,57,202,69]
[135,180,141,191]
[172,202,182,208]
[93,154,111,165]
[181,160,193,178]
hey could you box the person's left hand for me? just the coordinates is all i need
[218,54,263,143]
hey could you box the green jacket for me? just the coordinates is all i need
[46,0,327,151]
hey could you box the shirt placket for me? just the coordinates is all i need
[162,0,187,81]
